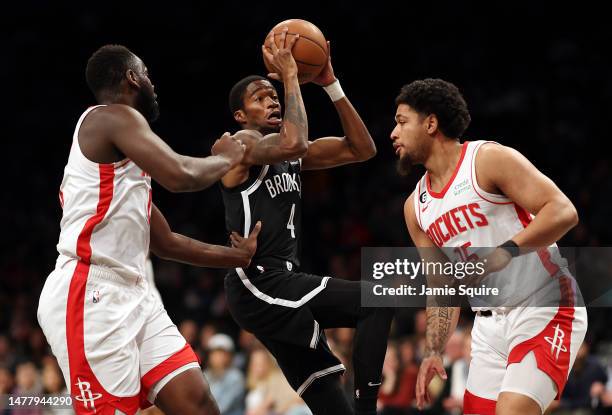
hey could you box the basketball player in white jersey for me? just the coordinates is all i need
[37,44,261,415]
[391,79,587,415]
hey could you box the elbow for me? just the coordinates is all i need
[163,163,197,193]
[151,239,174,261]
[565,203,579,230]
[348,134,377,162]
[362,141,377,161]
[282,140,309,160]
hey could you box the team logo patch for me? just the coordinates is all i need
[544,323,567,360]
[92,290,100,304]
[74,378,103,410]
[419,191,427,204]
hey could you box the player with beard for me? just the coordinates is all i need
[37,44,261,415]
[220,30,394,415]
[391,79,587,415]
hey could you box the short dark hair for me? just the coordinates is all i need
[86,44,139,98]
[395,79,471,138]
[229,75,268,114]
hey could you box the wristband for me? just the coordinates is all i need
[498,239,520,257]
[322,80,345,102]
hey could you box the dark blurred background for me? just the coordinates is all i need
[1,2,611,414]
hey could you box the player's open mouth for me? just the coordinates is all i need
[393,143,402,156]
[267,111,282,125]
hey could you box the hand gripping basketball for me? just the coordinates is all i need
[262,27,299,82]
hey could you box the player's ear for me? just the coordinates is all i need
[234,109,247,124]
[425,114,439,135]
[125,69,140,89]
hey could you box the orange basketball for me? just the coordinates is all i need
[263,19,328,84]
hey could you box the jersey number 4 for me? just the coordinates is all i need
[287,203,296,238]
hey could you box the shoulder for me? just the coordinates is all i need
[84,104,148,132]
[404,191,416,217]
[475,142,524,165]
[475,142,531,179]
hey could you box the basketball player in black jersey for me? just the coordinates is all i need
[220,29,394,415]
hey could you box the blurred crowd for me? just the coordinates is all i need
[3,305,612,414]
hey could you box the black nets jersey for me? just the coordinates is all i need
[221,160,302,269]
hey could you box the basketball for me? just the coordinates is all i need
[263,19,329,84]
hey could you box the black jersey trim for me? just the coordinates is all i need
[235,268,329,307]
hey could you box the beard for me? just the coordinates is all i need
[396,153,414,176]
[136,84,160,122]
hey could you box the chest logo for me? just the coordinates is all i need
[452,178,472,196]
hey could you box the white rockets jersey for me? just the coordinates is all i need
[412,140,577,309]
[55,105,152,281]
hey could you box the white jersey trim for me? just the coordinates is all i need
[71,105,130,170]
[296,364,346,396]
[470,140,513,204]
[240,165,269,237]
[235,268,330,308]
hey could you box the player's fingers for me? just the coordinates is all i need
[434,364,448,380]
[280,27,288,49]
[268,31,278,54]
[286,33,299,50]
[262,44,275,64]
[416,374,425,408]
[250,221,262,237]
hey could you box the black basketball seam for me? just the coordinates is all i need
[293,59,322,67]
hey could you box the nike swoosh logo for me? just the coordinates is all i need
[421,205,429,212]
[368,382,382,387]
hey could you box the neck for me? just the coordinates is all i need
[98,91,137,108]
[424,137,463,188]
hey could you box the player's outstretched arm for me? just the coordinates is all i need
[405,194,461,410]
[149,203,261,268]
[301,42,376,171]
[245,27,308,165]
[90,105,245,192]
[476,143,579,250]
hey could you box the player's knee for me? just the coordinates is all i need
[496,392,542,415]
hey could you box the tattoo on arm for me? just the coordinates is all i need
[424,306,456,356]
[283,91,307,142]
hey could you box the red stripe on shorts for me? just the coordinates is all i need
[66,164,139,415]
[140,343,200,406]
[463,389,496,415]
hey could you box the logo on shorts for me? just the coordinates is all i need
[74,377,102,410]
[544,324,567,360]
[92,290,100,303]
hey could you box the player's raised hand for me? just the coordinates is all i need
[230,221,262,265]
[415,353,447,410]
[262,27,299,81]
[211,132,246,168]
[312,41,337,87]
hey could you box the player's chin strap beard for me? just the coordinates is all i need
[396,157,412,177]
